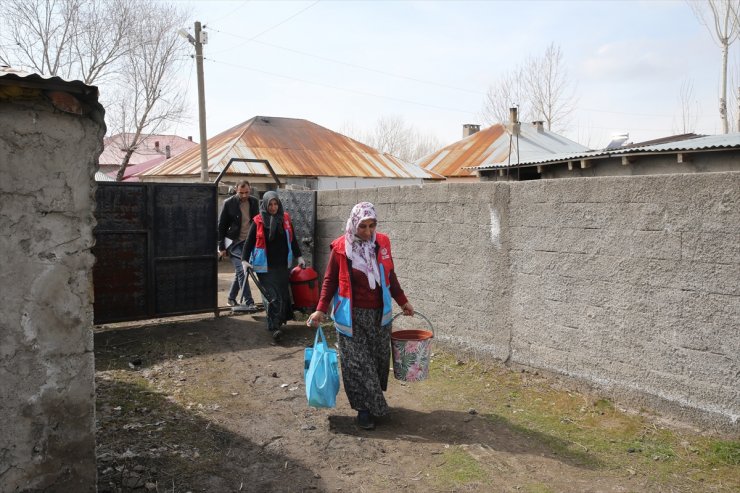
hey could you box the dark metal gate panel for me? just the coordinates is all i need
[279,190,316,267]
[93,182,218,324]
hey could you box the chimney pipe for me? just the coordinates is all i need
[188,136,193,141]
[154,140,160,152]
[165,144,171,159]
[508,107,520,136]
[462,124,480,138]
[532,121,544,133]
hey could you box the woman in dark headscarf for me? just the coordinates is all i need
[242,191,304,341]
[307,202,413,430]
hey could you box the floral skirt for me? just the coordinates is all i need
[337,307,391,416]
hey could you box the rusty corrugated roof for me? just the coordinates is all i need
[416,122,589,176]
[141,116,439,179]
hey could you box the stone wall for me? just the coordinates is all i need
[0,94,104,491]
[314,173,739,431]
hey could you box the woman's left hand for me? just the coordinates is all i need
[401,302,414,316]
[307,310,325,327]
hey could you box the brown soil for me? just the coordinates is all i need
[93,262,737,493]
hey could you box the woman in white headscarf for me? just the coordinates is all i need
[308,202,413,430]
[243,191,305,341]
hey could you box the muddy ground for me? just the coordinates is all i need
[93,262,738,493]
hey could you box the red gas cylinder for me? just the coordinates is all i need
[289,265,319,311]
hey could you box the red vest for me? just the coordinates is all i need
[330,233,394,336]
[250,213,294,272]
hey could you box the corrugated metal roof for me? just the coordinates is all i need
[0,66,103,117]
[141,116,440,180]
[473,132,740,169]
[415,122,589,176]
[609,132,740,154]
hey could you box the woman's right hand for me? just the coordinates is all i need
[307,310,325,327]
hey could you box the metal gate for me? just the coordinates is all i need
[279,190,316,267]
[93,182,218,324]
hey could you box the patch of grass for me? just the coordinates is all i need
[521,484,555,493]
[98,373,162,414]
[709,440,740,466]
[423,349,740,492]
[432,447,489,488]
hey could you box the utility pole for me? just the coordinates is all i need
[179,22,209,182]
[194,21,208,182]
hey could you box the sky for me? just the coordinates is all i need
[170,0,725,151]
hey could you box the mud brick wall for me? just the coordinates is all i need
[314,173,739,431]
[0,94,104,491]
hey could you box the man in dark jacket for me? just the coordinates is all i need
[218,180,260,308]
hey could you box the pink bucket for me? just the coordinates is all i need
[390,312,434,382]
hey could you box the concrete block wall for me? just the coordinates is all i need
[315,182,513,364]
[0,97,103,491]
[314,172,739,430]
[508,173,739,429]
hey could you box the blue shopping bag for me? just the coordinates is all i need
[305,327,340,408]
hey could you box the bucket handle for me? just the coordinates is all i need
[391,311,434,336]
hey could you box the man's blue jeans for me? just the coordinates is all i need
[228,241,254,304]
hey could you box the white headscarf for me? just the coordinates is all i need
[344,202,381,289]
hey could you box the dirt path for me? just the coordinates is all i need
[94,314,642,493]
[93,263,737,492]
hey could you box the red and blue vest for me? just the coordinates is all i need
[330,233,394,337]
[250,213,294,273]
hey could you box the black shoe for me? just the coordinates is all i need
[271,329,283,341]
[227,298,238,307]
[357,410,375,430]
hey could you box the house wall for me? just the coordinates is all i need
[314,172,739,431]
[0,95,104,491]
[485,150,740,180]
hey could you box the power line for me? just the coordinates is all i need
[208,1,321,56]
[208,29,484,96]
[205,0,252,24]
[205,56,478,115]
[170,57,197,139]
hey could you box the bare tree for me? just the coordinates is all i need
[367,115,411,160]
[525,42,576,131]
[690,0,740,133]
[408,132,443,162]
[481,66,531,126]
[72,0,136,84]
[110,3,189,181]
[481,42,576,133]
[0,0,81,78]
[0,0,134,84]
[343,115,441,162]
[673,78,699,134]
[0,0,191,180]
